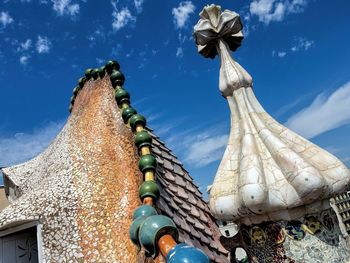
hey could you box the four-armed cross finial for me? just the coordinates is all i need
[194,4,253,97]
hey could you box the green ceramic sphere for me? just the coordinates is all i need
[129,216,147,246]
[139,181,160,201]
[135,131,152,149]
[70,95,75,104]
[115,88,130,105]
[78,77,86,88]
[130,205,158,246]
[91,68,99,80]
[122,106,137,123]
[138,215,178,257]
[132,205,158,220]
[73,86,80,96]
[110,71,125,87]
[69,104,73,113]
[138,154,157,173]
[98,66,106,78]
[105,60,120,74]
[85,68,93,79]
[129,114,146,132]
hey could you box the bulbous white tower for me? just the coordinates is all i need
[193,4,350,226]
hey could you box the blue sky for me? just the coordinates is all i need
[0,0,350,195]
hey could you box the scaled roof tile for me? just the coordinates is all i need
[148,128,229,262]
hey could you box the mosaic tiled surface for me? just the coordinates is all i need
[0,76,228,262]
[209,80,350,225]
[331,192,350,236]
[224,209,350,262]
[1,77,142,262]
[192,5,350,224]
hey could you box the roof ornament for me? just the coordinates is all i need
[194,4,350,225]
[73,61,211,262]
[194,4,252,97]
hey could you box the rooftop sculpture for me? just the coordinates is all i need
[0,61,229,262]
[193,4,350,263]
[0,3,349,263]
[194,4,350,225]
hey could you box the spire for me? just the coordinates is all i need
[194,4,350,225]
[194,4,251,96]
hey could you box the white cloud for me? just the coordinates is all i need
[176,47,183,58]
[87,29,104,42]
[87,27,106,47]
[178,32,188,43]
[0,11,14,28]
[285,81,350,139]
[250,0,307,24]
[272,37,313,58]
[51,0,79,17]
[242,22,251,37]
[250,0,285,24]
[184,133,229,167]
[172,1,195,29]
[19,55,30,65]
[160,122,229,168]
[17,39,32,52]
[21,39,32,50]
[134,0,144,13]
[96,57,104,64]
[287,0,307,13]
[36,36,52,54]
[112,7,136,31]
[274,93,310,117]
[277,51,286,57]
[126,48,134,58]
[0,121,64,167]
[111,43,123,56]
[291,37,314,52]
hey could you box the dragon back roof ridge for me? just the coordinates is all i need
[0,60,229,262]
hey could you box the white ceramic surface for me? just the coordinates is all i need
[194,4,350,224]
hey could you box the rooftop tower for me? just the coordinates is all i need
[194,4,350,262]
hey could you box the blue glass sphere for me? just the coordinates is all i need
[166,243,210,263]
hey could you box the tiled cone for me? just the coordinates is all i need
[194,4,350,225]
[0,71,144,262]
